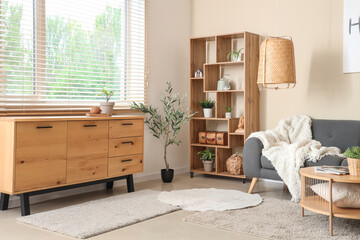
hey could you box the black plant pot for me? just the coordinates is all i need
[161,169,174,183]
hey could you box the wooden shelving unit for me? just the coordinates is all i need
[189,32,260,180]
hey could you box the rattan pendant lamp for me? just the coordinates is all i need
[257,0,296,89]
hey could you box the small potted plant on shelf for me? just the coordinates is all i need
[198,149,215,172]
[200,99,215,118]
[97,88,115,115]
[131,82,196,183]
[227,48,244,62]
[225,107,232,119]
[344,146,360,176]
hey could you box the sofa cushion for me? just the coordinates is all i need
[304,155,346,167]
[260,155,275,170]
[312,119,360,152]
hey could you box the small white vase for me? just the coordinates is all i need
[203,159,215,172]
[100,102,115,115]
[203,108,213,118]
[225,112,232,119]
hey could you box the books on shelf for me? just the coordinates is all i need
[315,166,349,175]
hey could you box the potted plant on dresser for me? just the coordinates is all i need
[97,88,115,115]
[131,82,196,183]
[198,149,215,172]
[200,99,215,118]
[344,146,360,176]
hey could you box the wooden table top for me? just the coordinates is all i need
[0,115,145,122]
[300,166,360,183]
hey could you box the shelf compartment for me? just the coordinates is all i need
[229,131,244,136]
[190,78,205,117]
[205,90,244,93]
[216,92,232,118]
[191,168,218,175]
[190,146,206,171]
[191,168,246,179]
[204,61,244,66]
[229,134,244,147]
[204,64,244,92]
[216,33,245,63]
[216,148,232,173]
[191,117,231,121]
[191,143,230,149]
[217,172,246,179]
[190,37,216,77]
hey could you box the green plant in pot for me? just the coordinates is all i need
[97,88,115,115]
[225,107,232,119]
[198,149,215,172]
[227,48,244,62]
[200,99,215,118]
[131,82,196,183]
[344,146,360,176]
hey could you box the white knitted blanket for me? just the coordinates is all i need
[248,115,342,202]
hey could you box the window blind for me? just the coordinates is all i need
[0,0,146,113]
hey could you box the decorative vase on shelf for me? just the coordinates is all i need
[225,112,231,119]
[217,77,230,91]
[203,108,212,118]
[195,69,203,78]
[226,153,243,175]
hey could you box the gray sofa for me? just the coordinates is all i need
[243,119,360,193]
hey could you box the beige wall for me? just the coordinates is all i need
[140,0,191,176]
[192,0,360,130]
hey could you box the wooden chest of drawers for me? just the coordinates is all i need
[0,115,144,215]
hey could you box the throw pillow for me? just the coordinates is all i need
[310,182,360,208]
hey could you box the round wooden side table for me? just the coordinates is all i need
[300,167,360,236]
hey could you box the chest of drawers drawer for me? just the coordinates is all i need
[108,154,143,177]
[109,137,143,157]
[109,119,144,138]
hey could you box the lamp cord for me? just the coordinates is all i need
[276,0,279,37]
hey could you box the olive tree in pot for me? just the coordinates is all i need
[198,149,215,172]
[97,88,115,114]
[131,82,196,183]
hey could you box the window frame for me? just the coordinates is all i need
[1,0,147,115]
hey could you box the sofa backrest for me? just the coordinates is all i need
[312,119,360,152]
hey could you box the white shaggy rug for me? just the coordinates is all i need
[158,188,263,211]
[185,198,360,239]
[17,190,179,239]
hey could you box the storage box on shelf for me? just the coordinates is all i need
[189,32,260,180]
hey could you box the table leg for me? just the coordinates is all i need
[301,207,304,217]
[329,179,333,236]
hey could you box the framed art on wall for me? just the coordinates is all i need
[343,0,360,73]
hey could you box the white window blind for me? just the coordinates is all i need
[0,0,146,113]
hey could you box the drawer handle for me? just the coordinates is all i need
[122,123,134,126]
[122,141,134,145]
[37,126,53,129]
[84,124,97,127]
[121,159,133,162]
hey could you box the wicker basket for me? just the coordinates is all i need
[347,158,360,176]
[226,153,243,175]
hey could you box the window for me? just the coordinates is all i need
[0,0,146,113]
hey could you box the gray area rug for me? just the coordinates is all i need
[184,198,360,240]
[17,190,179,239]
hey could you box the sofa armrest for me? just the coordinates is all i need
[243,137,263,178]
